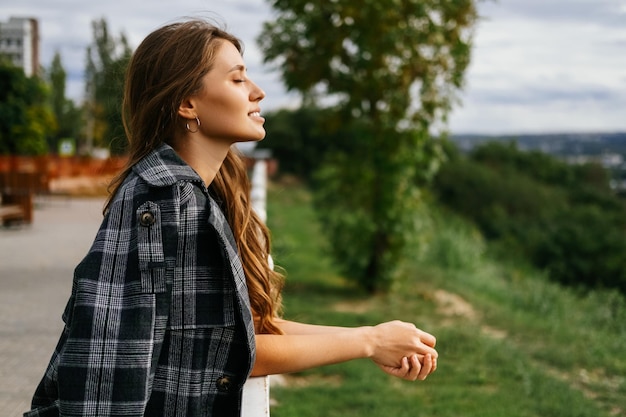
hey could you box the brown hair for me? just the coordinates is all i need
[106,18,283,334]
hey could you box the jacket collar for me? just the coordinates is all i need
[132,143,204,188]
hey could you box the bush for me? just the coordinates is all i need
[531,206,626,291]
[432,141,626,293]
[259,107,347,181]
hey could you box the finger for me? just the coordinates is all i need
[418,330,437,348]
[415,345,438,360]
[388,357,411,380]
[407,354,421,381]
[417,354,432,380]
[416,353,437,372]
[400,356,410,375]
[414,345,439,362]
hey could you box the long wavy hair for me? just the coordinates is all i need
[105,18,284,335]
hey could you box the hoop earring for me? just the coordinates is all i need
[185,116,201,133]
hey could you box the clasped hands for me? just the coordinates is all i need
[368,320,438,381]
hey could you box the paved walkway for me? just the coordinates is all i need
[0,196,106,417]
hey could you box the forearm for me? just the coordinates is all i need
[251,327,373,376]
[251,320,438,377]
[274,318,349,335]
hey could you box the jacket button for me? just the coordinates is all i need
[139,211,155,226]
[216,376,233,393]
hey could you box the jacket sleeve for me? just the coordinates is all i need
[55,186,177,417]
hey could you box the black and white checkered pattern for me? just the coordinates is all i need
[25,144,256,417]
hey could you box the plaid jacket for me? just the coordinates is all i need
[25,144,256,417]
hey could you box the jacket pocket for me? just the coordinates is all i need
[137,201,167,294]
[166,265,237,330]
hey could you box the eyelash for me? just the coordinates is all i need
[234,79,246,83]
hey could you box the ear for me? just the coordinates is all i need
[177,97,197,120]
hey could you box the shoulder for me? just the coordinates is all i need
[109,144,205,211]
[132,143,202,189]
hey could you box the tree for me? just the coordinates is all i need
[84,18,132,155]
[0,63,55,155]
[259,0,478,291]
[259,106,346,180]
[46,51,83,153]
[433,141,626,294]
[49,52,66,134]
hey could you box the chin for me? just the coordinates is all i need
[250,131,267,142]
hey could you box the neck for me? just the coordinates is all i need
[171,135,231,186]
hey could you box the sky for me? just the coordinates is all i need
[2,0,626,135]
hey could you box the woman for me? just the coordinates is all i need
[25,18,437,417]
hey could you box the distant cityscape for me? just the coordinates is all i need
[452,131,626,167]
[451,132,626,191]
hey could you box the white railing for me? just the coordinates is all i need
[242,375,271,417]
[243,158,271,417]
[250,158,268,223]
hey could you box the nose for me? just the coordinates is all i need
[250,80,265,102]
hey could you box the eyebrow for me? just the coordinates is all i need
[228,64,246,73]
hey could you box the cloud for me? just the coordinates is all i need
[2,1,273,99]
[472,84,619,106]
[448,0,626,133]
[3,0,626,133]
[482,0,625,26]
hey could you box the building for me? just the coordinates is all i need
[0,17,40,77]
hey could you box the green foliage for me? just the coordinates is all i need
[260,0,477,127]
[470,140,612,191]
[11,105,56,155]
[0,63,55,155]
[259,0,478,292]
[84,18,132,155]
[260,107,338,180]
[420,205,486,271]
[1,20,128,157]
[312,125,440,292]
[531,205,626,290]
[45,51,84,153]
[267,182,625,417]
[433,141,626,293]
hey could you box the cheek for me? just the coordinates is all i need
[205,94,243,116]
[198,100,243,136]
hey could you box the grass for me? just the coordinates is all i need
[266,180,626,417]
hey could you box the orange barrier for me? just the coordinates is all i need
[0,156,127,225]
[0,155,128,178]
[0,155,277,178]
[0,154,276,225]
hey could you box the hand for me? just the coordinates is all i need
[375,353,436,381]
[367,321,438,369]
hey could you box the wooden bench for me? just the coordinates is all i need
[0,204,26,225]
[0,171,48,226]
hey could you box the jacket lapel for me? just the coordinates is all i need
[207,197,256,352]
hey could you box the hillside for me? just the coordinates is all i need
[266,181,626,417]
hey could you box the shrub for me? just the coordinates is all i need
[432,141,626,293]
